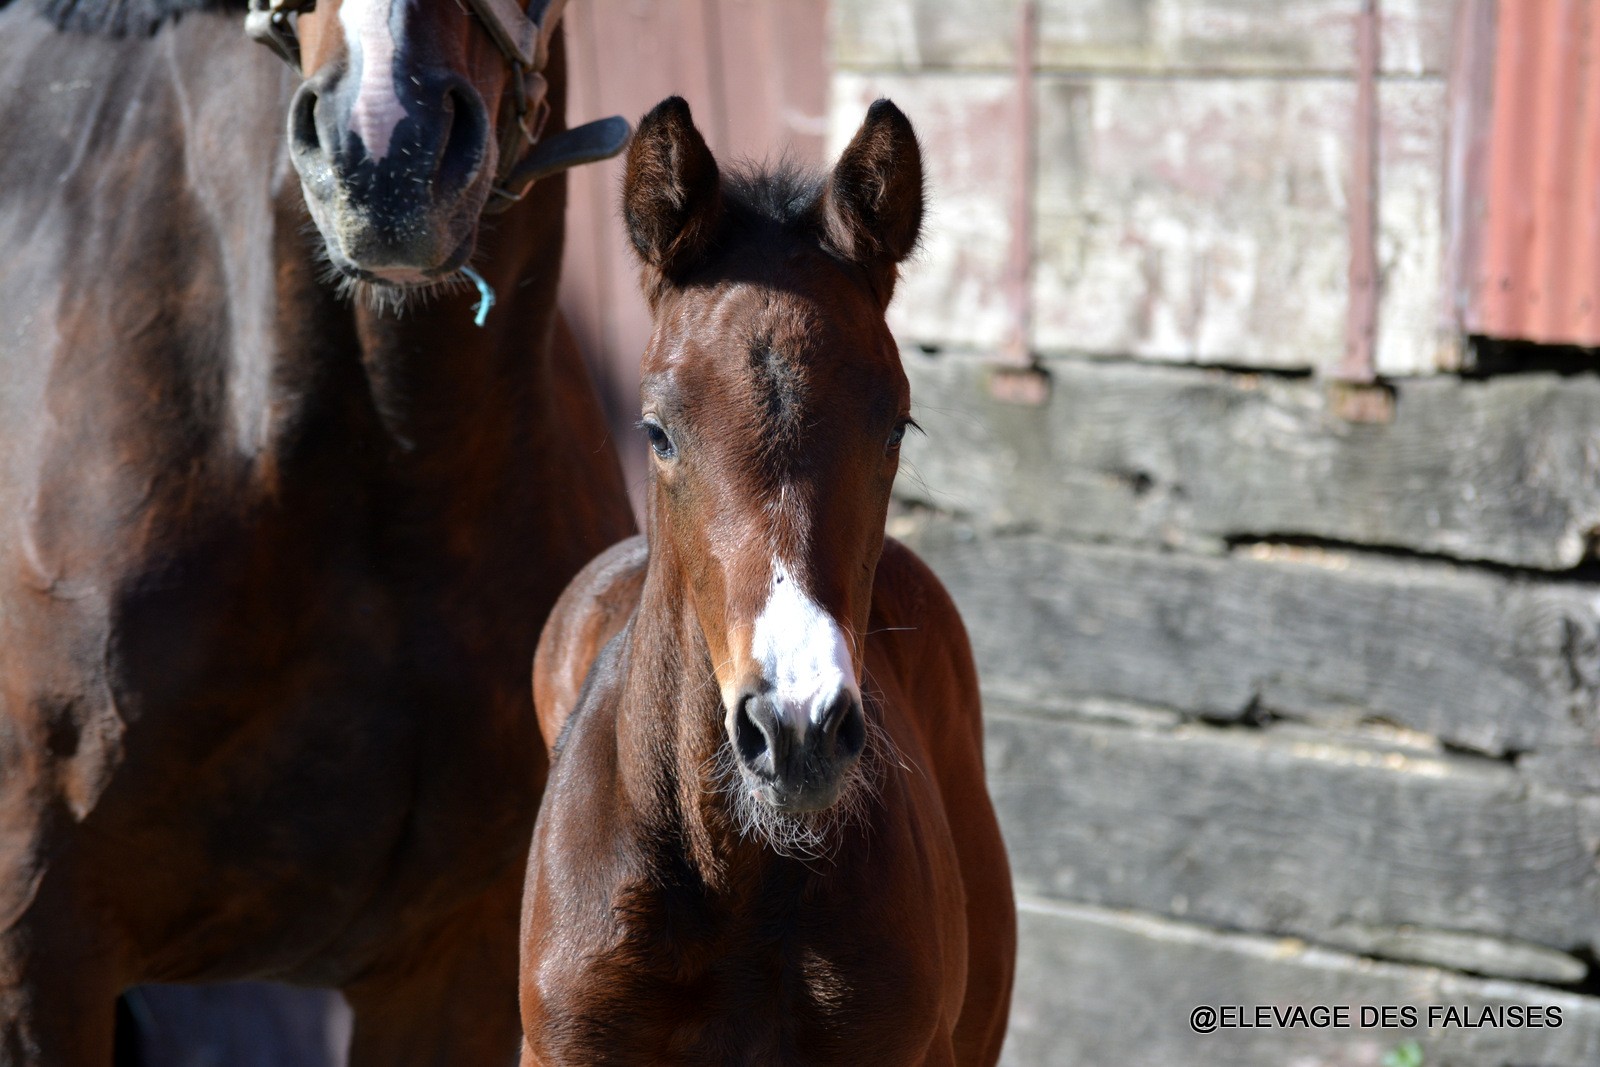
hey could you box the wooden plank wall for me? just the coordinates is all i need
[832,0,1458,376]
[560,0,830,506]
[826,3,1600,1065]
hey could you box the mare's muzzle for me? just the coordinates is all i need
[289,62,491,282]
[730,687,867,813]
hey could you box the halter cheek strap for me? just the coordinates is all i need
[244,0,629,209]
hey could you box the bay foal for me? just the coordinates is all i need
[520,97,1016,1066]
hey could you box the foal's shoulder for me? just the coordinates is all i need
[533,536,648,752]
[871,537,964,638]
[868,536,986,770]
[870,538,979,694]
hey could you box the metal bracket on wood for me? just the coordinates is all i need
[990,0,1051,406]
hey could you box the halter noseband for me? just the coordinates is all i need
[245,0,628,211]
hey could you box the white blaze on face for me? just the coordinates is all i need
[340,0,408,161]
[749,561,860,735]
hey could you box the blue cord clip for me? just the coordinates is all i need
[460,265,496,327]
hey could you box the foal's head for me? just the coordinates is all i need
[285,0,561,289]
[623,97,923,826]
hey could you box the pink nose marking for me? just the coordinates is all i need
[341,0,407,161]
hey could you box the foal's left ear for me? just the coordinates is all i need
[822,99,925,305]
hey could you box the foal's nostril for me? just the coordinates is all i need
[735,695,773,771]
[819,693,867,761]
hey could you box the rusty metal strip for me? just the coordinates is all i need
[1339,0,1380,384]
[1442,0,1497,344]
[990,0,1049,405]
[1000,0,1037,369]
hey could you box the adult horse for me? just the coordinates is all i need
[0,0,633,1062]
[520,97,1016,1066]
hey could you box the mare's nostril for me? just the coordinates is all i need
[290,85,320,154]
[436,82,488,194]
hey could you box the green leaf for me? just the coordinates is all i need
[1381,1040,1424,1067]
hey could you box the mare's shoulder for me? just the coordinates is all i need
[533,536,648,751]
[24,0,243,37]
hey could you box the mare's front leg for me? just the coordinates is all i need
[0,889,123,1066]
[341,860,525,1067]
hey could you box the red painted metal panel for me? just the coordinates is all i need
[559,1,830,508]
[1469,0,1600,345]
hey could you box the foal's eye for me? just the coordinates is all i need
[886,419,913,455]
[641,418,676,460]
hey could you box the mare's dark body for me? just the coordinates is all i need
[0,5,631,1062]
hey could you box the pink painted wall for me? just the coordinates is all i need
[559,0,831,507]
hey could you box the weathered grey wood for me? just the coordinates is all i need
[1003,898,1600,1067]
[896,354,1600,570]
[894,519,1600,754]
[832,72,1448,374]
[1319,925,1589,986]
[1519,747,1600,796]
[834,0,1452,77]
[986,709,1600,965]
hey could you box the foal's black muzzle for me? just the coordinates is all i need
[731,687,867,814]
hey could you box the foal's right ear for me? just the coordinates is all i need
[622,97,722,287]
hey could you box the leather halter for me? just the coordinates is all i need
[245,0,628,211]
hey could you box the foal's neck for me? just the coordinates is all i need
[617,542,783,891]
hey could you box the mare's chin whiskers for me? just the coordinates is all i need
[303,231,478,317]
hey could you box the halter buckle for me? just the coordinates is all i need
[245,0,311,73]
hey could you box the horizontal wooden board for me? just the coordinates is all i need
[895,354,1600,570]
[834,0,1453,77]
[894,519,1600,755]
[1003,899,1600,1067]
[986,709,1600,965]
[833,72,1449,374]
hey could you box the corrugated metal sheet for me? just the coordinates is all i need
[560,0,830,508]
[1468,0,1600,346]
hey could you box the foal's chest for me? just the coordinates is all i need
[530,877,946,1066]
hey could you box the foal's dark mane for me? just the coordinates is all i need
[5,0,242,37]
